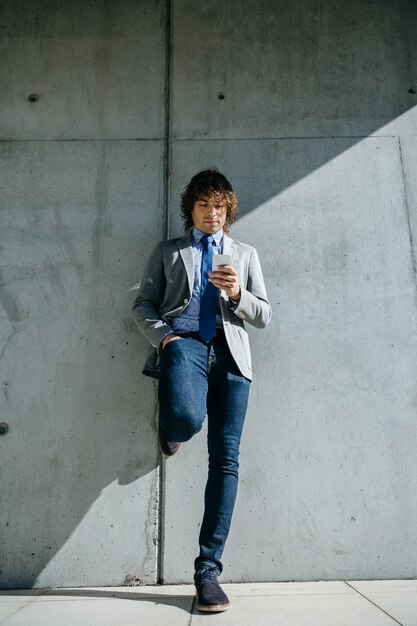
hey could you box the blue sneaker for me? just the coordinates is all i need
[194,567,230,612]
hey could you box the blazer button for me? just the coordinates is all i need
[184,298,189,304]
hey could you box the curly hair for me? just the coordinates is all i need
[180,167,239,233]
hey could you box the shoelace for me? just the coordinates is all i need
[197,568,218,583]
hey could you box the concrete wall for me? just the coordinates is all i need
[0,0,167,588]
[1,0,416,587]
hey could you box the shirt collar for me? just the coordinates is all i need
[192,226,224,247]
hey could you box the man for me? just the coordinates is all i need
[132,167,271,612]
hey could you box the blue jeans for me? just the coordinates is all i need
[158,334,251,576]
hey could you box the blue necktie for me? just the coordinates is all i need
[199,235,217,342]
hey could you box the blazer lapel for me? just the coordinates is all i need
[177,230,236,302]
[177,233,194,297]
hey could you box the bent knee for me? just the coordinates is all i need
[162,408,205,442]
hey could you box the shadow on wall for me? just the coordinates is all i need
[0,140,163,589]
[2,117,416,588]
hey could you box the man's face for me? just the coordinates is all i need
[191,194,227,234]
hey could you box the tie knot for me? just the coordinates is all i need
[202,234,214,246]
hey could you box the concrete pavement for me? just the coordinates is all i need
[0,580,416,625]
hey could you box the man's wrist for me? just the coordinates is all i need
[230,287,241,303]
[159,332,176,351]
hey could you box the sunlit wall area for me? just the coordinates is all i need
[164,1,417,582]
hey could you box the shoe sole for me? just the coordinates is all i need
[159,441,181,456]
[195,600,230,612]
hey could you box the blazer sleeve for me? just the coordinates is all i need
[229,247,272,329]
[131,242,173,348]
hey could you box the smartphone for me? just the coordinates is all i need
[212,254,231,271]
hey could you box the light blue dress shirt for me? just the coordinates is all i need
[170,227,224,334]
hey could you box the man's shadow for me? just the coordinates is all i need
[1,587,196,613]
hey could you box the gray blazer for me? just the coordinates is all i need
[131,231,272,381]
